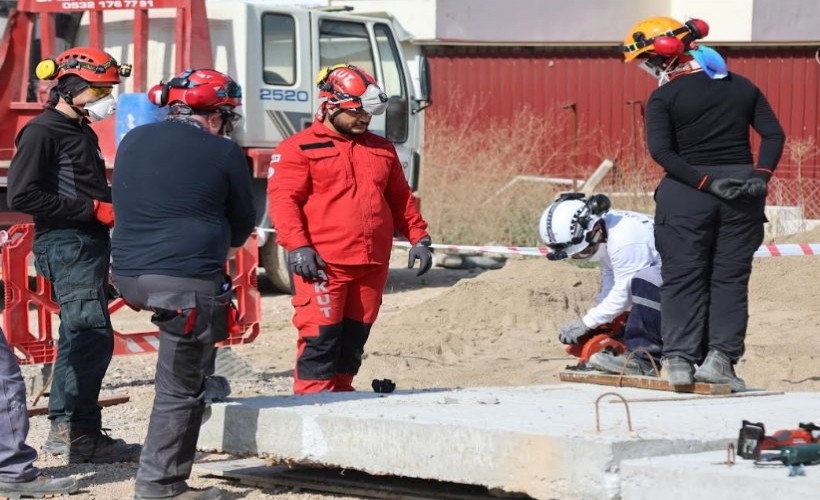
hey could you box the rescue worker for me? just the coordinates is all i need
[7,47,140,463]
[110,68,255,500]
[0,327,78,497]
[268,64,433,395]
[622,17,785,390]
[540,193,662,375]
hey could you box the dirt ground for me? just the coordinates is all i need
[19,226,820,498]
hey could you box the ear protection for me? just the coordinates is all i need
[34,56,132,81]
[552,192,611,245]
[630,18,709,58]
[148,69,195,107]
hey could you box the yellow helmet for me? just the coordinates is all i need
[621,16,709,63]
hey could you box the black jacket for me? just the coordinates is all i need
[7,107,110,230]
[111,120,256,278]
[646,71,785,189]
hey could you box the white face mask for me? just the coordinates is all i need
[84,95,117,122]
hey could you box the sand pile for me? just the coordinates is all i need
[362,229,820,392]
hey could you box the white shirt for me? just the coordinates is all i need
[581,210,661,329]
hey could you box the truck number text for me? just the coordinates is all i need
[59,1,155,9]
[259,89,309,102]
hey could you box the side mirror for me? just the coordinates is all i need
[385,95,408,143]
[413,55,432,114]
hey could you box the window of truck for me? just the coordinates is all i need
[262,13,296,85]
[318,20,374,76]
[374,22,408,143]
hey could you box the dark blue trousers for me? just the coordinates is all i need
[33,227,113,430]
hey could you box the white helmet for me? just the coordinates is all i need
[539,193,611,260]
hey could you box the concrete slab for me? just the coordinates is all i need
[197,385,820,500]
[621,450,820,500]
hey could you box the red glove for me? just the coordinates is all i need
[92,200,115,227]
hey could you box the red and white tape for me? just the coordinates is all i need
[392,240,820,259]
[254,227,819,259]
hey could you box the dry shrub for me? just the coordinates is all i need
[421,95,594,246]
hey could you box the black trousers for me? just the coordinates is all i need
[654,166,765,364]
[112,273,231,498]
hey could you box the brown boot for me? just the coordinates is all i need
[42,420,71,456]
[66,428,142,464]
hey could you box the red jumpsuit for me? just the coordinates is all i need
[268,120,429,394]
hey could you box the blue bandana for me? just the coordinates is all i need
[689,45,728,80]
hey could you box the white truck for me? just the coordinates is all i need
[0,0,431,292]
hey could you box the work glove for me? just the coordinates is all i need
[288,246,326,281]
[92,200,115,227]
[706,178,745,201]
[408,236,433,276]
[743,177,768,198]
[558,319,590,345]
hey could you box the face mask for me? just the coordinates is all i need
[84,95,117,122]
[360,84,389,115]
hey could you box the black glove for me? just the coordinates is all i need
[408,237,433,276]
[743,177,768,198]
[288,246,326,281]
[707,178,745,200]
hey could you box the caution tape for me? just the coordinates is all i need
[393,240,820,259]
[5,226,813,259]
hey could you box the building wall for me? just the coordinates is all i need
[424,45,820,181]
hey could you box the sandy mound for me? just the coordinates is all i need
[361,237,820,392]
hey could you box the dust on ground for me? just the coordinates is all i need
[18,226,820,498]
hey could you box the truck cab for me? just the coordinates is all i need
[0,0,431,292]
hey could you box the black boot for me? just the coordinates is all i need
[134,487,224,499]
[42,420,71,456]
[0,474,79,498]
[66,428,142,464]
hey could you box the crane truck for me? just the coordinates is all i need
[0,0,432,292]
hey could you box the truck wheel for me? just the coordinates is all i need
[259,236,292,294]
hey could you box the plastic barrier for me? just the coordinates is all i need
[1,224,260,365]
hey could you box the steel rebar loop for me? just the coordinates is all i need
[615,347,661,386]
[594,392,634,433]
[726,443,736,466]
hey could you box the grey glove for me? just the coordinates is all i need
[558,319,590,345]
[707,178,745,200]
[288,246,326,281]
[743,177,768,198]
[408,237,433,276]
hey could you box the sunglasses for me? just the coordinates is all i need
[88,86,113,98]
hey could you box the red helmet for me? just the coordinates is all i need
[316,64,388,115]
[148,68,242,111]
[35,47,131,85]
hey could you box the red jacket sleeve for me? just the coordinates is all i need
[384,153,429,244]
[267,142,312,250]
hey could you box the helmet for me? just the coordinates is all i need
[539,193,611,261]
[35,47,131,85]
[316,64,388,116]
[621,17,709,63]
[148,68,242,111]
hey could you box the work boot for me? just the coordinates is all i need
[694,350,746,392]
[588,351,659,376]
[134,486,224,500]
[42,420,71,456]
[664,356,694,386]
[0,474,79,498]
[66,428,142,464]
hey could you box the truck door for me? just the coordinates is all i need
[246,6,313,148]
[310,12,420,190]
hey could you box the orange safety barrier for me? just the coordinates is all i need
[1,224,261,365]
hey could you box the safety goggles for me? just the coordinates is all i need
[88,86,113,98]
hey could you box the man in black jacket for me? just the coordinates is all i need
[622,17,785,391]
[111,68,255,500]
[7,47,140,463]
